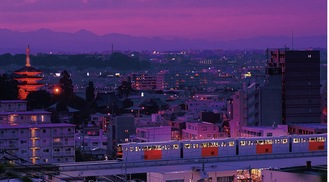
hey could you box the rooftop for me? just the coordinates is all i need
[277,164,327,177]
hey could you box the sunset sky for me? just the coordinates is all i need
[0,0,326,41]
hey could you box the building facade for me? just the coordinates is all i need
[106,115,136,157]
[182,122,226,140]
[268,49,321,124]
[0,100,75,165]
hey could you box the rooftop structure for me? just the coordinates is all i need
[262,162,327,182]
[240,125,288,137]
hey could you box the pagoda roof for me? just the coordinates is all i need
[14,66,42,73]
[14,76,43,79]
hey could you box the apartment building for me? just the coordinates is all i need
[0,100,75,165]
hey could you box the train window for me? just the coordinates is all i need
[265,140,273,144]
[212,142,219,147]
[130,147,134,152]
[309,138,316,142]
[282,139,288,144]
[317,137,326,142]
[229,141,234,146]
[135,147,139,151]
[173,144,179,149]
[240,141,246,146]
[184,144,191,149]
[157,145,162,150]
[274,139,280,144]
[257,140,264,145]
[193,144,199,148]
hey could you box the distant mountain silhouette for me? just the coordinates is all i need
[0,29,326,53]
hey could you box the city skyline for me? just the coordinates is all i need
[0,0,326,42]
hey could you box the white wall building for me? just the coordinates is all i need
[148,170,236,182]
[136,125,172,142]
[0,100,75,165]
[240,125,288,137]
[182,122,227,140]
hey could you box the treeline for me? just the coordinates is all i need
[0,52,151,71]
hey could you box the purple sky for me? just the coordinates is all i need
[0,0,326,41]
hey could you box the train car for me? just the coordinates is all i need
[237,136,290,155]
[117,140,181,161]
[181,138,236,159]
[290,134,327,153]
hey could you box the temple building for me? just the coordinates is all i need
[14,46,44,99]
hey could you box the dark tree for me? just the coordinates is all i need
[58,70,73,102]
[85,81,95,103]
[117,78,133,98]
[0,74,18,100]
[26,90,51,109]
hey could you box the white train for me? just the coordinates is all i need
[117,134,327,161]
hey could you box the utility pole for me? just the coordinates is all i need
[248,165,252,182]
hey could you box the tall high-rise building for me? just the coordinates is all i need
[230,83,260,138]
[259,67,282,126]
[268,49,321,124]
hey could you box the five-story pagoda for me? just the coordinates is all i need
[14,46,44,99]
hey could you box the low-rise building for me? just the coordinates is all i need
[288,123,327,135]
[239,125,288,137]
[182,121,227,140]
[136,125,172,142]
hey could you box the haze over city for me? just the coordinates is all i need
[0,0,326,42]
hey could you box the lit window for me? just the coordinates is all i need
[309,137,316,142]
[265,140,273,144]
[308,54,312,58]
[184,144,191,149]
[282,139,288,144]
[31,115,37,122]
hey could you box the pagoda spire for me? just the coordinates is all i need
[26,45,31,67]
